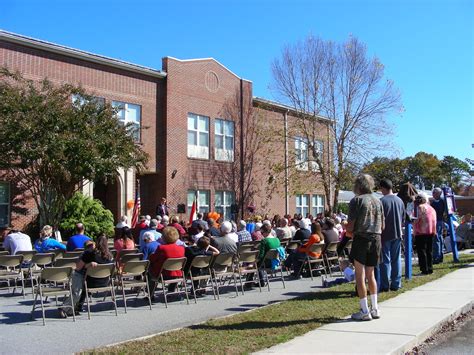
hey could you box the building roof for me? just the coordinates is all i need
[0,30,167,79]
[253,96,333,124]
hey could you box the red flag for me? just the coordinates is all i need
[189,195,197,225]
[131,181,141,228]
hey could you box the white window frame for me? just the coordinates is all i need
[309,140,324,172]
[296,194,310,217]
[72,94,105,108]
[295,137,308,171]
[187,113,210,159]
[214,119,234,162]
[215,190,235,221]
[311,194,325,216]
[187,190,210,216]
[112,101,141,142]
[0,182,10,228]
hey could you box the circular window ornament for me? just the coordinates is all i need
[205,71,219,93]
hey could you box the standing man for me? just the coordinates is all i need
[431,187,445,264]
[66,223,91,251]
[347,174,384,321]
[156,197,170,218]
[379,179,405,292]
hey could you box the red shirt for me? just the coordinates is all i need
[149,243,185,278]
[170,223,186,237]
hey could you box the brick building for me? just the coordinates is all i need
[0,30,332,231]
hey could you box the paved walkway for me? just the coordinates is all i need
[257,264,474,354]
[0,270,326,354]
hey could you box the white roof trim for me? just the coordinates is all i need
[165,56,251,82]
[253,96,333,123]
[0,30,166,79]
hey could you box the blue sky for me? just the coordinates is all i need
[1,0,472,162]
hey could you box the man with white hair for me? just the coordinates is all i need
[431,187,446,264]
[161,215,170,228]
[236,220,252,243]
[115,215,129,229]
[140,231,160,260]
[139,219,162,249]
[347,174,384,321]
[293,218,311,242]
[212,221,238,254]
[276,218,292,240]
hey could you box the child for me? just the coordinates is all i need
[323,259,355,288]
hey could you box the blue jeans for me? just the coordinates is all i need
[433,221,444,263]
[380,238,402,291]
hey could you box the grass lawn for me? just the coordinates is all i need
[90,253,474,354]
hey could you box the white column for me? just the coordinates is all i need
[82,180,94,197]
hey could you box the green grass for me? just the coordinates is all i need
[89,254,474,354]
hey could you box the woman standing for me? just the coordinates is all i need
[413,192,437,275]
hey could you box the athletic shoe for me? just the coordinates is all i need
[351,309,372,321]
[370,307,381,319]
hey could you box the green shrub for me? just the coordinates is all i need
[336,202,349,215]
[59,192,114,239]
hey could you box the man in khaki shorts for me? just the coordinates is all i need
[347,174,384,321]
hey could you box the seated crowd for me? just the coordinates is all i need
[2,205,471,319]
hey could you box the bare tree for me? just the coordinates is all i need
[211,88,274,219]
[271,35,402,212]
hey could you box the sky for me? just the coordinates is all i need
[1,0,472,162]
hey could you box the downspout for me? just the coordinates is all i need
[240,79,245,220]
[284,110,289,215]
[327,123,332,212]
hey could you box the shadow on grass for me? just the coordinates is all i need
[189,315,339,331]
[283,289,355,302]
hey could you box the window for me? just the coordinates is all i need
[215,119,234,162]
[0,183,10,227]
[187,190,210,215]
[72,94,105,108]
[187,113,209,159]
[311,194,325,216]
[215,191,235,221]
[295,194,309,217]
[295,138,308,170]
[295,138,324,172]
[309,140,324,172]
[112,101,141,141]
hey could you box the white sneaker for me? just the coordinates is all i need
[370,307,381,319]
[351,309,372,321]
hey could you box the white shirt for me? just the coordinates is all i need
[192,231,204,241]
[228,232,239,243]
[3,232,33,255]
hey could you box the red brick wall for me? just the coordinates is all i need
[163,57,253,216]
[0,40,164,229]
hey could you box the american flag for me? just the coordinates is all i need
[131,180,141,228]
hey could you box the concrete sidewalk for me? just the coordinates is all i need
[257,264,474,354]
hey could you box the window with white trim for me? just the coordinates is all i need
[72,94,105,108]
[215,119,234,162]
[296,194,310,217]
[215,191,235,221]
[112,101,141,141]
[309,140,324,172]
[187,113,209,159]
[295,138,308,170]
[311,194,325,216]
[187,190,210,215]
[0,183,10,227]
